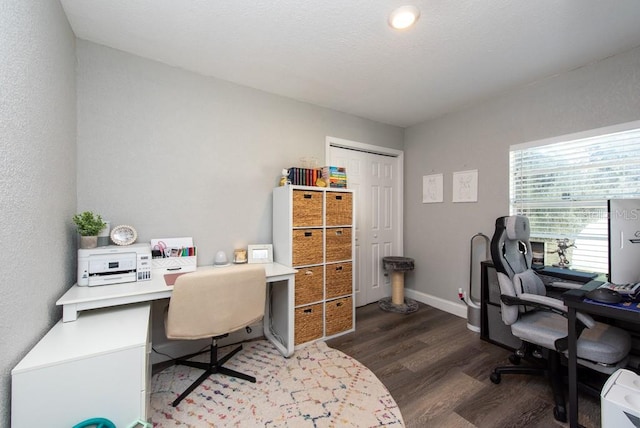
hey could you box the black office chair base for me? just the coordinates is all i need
[172,340,256,407]
[490,350,567,422]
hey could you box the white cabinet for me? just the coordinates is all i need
[273,185,355,346]
[11,303,151,428]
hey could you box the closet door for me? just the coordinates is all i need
[328,145,402,306]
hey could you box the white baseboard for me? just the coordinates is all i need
[404,288,467,319]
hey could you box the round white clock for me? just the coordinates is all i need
[110,224,138,246]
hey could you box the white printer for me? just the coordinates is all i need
[77,243,152,286]
[601,368,640,427]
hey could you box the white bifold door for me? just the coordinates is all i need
[326,137,403,307]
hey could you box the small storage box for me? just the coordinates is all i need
[601,369,640,428]
[292,229,324,266]
[295,266,324,306]
[292,190,323,227]
[326,296,353,336]
[326,192,352,226]
[326,262,352,299]
[294,303,324,345]
[325,227,352,262]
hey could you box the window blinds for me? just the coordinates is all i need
[509,123,640,272]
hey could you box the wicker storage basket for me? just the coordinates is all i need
[325,227,352,262]
[292,229,324,266]
[292,190,323,227]
[295,266,324,306]
[326,192,352,226]
[325,262,352,299]
[325,296,353,336]
[294,303,324,345]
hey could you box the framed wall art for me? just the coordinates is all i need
[452,169,478,203]
[422,173,443,203]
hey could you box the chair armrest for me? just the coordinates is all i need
[549,281,584,290]
[502,293,596,329]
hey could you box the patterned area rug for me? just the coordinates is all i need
[150,340,404,427]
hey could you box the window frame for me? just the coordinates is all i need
[509,120,640,273]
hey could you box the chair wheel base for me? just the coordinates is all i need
[490,372,501,384]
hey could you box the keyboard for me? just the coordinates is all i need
[536,273,584,290]
[598,282,640,295]
[536,266,598,282]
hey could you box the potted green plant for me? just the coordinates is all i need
[73,211,106,249]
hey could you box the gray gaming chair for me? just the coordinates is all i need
[489,215,631,422]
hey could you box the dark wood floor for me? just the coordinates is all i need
[327,302,601,428]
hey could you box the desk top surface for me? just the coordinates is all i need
[57,262,296,307]
[14,303,151,373]
[563,280,640,322]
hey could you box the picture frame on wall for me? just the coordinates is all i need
[452,169,478,203]
[422,173,443,203]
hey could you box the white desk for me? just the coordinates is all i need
[56,263,296,357]
[12,303,151,428]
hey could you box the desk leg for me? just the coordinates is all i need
[568,306,578,428]
[62,304,78,322]
[264,277,295,357]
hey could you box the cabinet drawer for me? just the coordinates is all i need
[486,304,522,351]
[326,192,352,226]
[326,262,352,299]
[294,303,324,345]
[325,227,352,262]
[292,190,323,227]
[292,229,324,266]
[295,266,324,306]
[326,296,353,336]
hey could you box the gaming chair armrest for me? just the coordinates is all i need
[501,293,596,329]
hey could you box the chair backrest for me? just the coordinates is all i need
[490,215,546,325]
[166,264,266,340]
[490,215,533,279]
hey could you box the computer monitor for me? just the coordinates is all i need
[608,199,640,284]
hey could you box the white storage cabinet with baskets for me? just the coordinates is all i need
[273,185,355,346]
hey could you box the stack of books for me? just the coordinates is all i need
[288,167,321,186]
[322,166,347,188]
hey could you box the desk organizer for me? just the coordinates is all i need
[150,237,197,274]
[151,256,197,274]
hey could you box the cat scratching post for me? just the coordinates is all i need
[379,256,418,314]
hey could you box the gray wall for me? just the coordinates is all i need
[76,40,404,267]
[403,46,640,314]
[0,1,77,425]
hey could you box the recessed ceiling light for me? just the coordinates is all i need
[389,5,420,30]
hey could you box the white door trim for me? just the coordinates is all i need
[325,136,404,257]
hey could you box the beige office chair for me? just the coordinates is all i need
[165,264,266,407]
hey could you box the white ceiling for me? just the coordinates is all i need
[60,0,640,128]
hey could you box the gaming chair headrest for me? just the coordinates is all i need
[490,215,532,278]
[505,215,530,241]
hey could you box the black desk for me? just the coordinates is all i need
[563,283,640,428]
